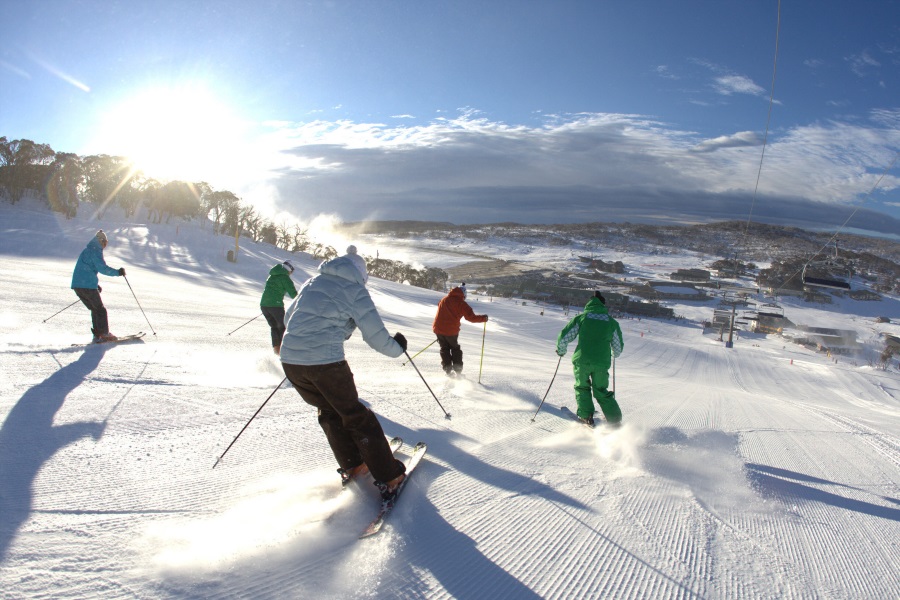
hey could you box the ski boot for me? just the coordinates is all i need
[374,473,406,501]
[338,463,369,487]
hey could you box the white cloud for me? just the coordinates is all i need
[846,50,880,77]
[707,120,900,203]
[870,108,900,128]
[655,65,678,80]
[231,110,900,233]
[713,74,766,97]
[691,131,763,153]
[689,60,772,103]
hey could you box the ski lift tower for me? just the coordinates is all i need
[725,301,736,348]
[718,290,739,348]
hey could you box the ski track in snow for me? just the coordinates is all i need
[0,200,898,599]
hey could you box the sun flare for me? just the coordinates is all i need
[95,85,245,183]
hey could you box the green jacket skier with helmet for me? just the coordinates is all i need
[260,261,298,355]
[556,291,624,427]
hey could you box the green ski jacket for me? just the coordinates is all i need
[556,297,624,368]
[260,263,298,308]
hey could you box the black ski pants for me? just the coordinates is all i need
[436,334,463,374]
[73,288,109,335]
[261,306,286,348]
[282,360,405,483]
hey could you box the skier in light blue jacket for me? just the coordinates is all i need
[281,246,409,499]
[71,230,125,343]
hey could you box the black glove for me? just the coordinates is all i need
[97,285,102,293]
[556,348,565,357]
[118,267,126,276]
[393,332,408,352]
[482,315,489,321]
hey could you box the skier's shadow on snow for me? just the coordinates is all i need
[375,418,589,598]
[392,485,545,599]
[0,348,108,561]
[745,463,900,520]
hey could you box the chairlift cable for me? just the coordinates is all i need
[742,0,781,238]
[727,1,782,285]
[728,1,896,300]
[776,151,899,295]
[804,151,899,267]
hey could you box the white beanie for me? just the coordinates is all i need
[96,230,108,244]
[346,245,368,283]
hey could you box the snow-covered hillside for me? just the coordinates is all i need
[1,200,898,599]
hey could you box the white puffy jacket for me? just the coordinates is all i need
[280,255,404,366]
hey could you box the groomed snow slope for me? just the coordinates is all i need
[0,200,898,599]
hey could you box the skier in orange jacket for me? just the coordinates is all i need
[432,283,488,375]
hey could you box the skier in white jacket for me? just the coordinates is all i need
[281,246,409,498]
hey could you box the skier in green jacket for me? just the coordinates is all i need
[260,261,298,355]
[556,292,624,427]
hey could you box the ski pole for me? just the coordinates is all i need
[123,275,157,336]
[226,313,262,336]
[403,351,452,420]
[477,320,487,384]
[213,376,287,468]
[43,299,81,323]
[530,355,563,422]
[402,339,436,366]
[612,356,616,394]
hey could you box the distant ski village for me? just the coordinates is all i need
[341,219,900,369]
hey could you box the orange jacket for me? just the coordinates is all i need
[432,287,488,336]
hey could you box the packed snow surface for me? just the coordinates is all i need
[1,200,898,599]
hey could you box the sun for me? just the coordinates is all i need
[95,85,246,184]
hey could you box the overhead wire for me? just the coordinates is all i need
[781,151,900,293]
[742,0,781,237]
[731,0,898,299]
[721,0,781,327]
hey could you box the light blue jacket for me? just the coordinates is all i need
[280,255,404,366]
[71,237,121,289]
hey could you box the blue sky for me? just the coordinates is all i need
[2,1,899,234]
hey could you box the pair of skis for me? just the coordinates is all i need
[71,332,146,347]
[342,437,428,539]
[560,406,622,430]
[339,436,405,488]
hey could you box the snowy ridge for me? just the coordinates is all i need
[0,199,898,599]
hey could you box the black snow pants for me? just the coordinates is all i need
[73,288,109,335]
[282,360,406,483]
[436,334,463,374]
[261,306,286,348]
